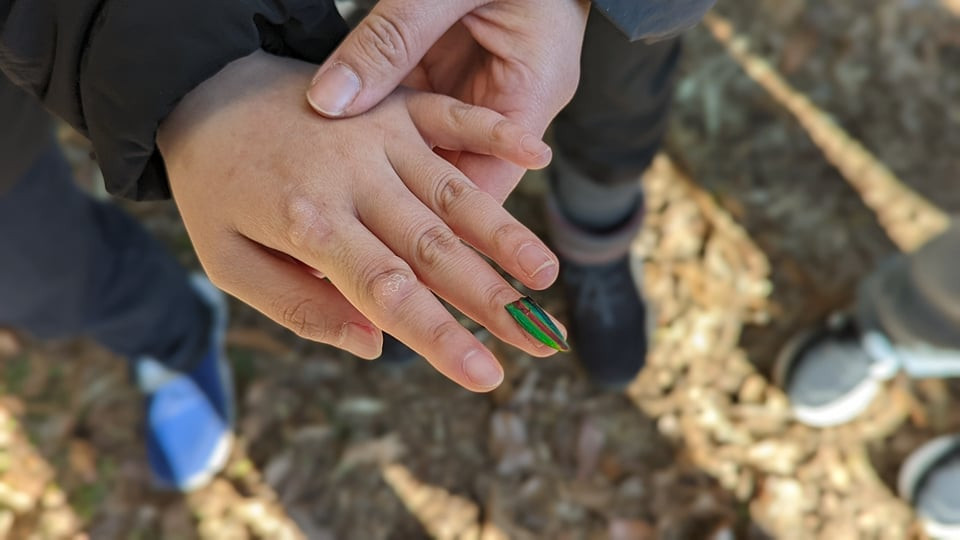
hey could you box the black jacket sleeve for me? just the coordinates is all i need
[0,0,713,200]
[593,0,716,41]
[0,0,348,199]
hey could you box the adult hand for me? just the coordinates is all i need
[306,0,591,201]
[158,51,563,392]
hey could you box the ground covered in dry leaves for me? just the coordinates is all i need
[2,0,960,538]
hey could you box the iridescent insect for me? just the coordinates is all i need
[505,297,570,352]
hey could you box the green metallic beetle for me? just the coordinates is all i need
[505,297,570,352]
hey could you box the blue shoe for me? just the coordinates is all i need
[135,275,234,492]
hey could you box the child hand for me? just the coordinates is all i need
[159,51,562,392]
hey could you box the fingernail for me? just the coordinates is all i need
[341,322,382,359]
[518,243,557,281]
[462,350,504,389]
[505,297,570,352]
[307,63,361,116]
[520,135,551,159]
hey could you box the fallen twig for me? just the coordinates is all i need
[703,12,950,252]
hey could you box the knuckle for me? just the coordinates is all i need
[433,171,474,217]
[427,319,464,349]
[413,223,461,267]
[445,102,474,131]
[357,12,410,70]
[283,194,332,250]
[481,281,519,316]
[278,297,331,342]
[361,260,418,311]
[489,118,513,146]
[491,222,527,251]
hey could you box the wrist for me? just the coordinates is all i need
[158,51,313,160]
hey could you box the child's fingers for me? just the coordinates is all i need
[386,144,560,292]
[252,198,507,393]
[207,233,383,360]
[405,93,552,170]
[354,172,560,358]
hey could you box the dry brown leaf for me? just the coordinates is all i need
[382,463,508,540]
[489,411,534,476]
[336,433,406,473]
[68,439,98,484]
[575,418,605,481]
[608,519,656,540]
[0,331,19,359]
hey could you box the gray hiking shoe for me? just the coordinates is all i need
[774,314,898,427]
[900,435,960,539]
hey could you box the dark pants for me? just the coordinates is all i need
[0,86,208,370]
[551,11,681,231]
[858,222,960,354]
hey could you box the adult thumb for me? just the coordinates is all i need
[306,1,475,117]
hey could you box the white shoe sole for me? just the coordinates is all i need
[773,314,897,428]
[898,435,960,539]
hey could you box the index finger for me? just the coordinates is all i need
[270,199,506,392]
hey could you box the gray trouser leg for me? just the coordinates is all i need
[0,141,209,371]
[0,74,51,193]
[550,9,681,231]
[858,221,960,353]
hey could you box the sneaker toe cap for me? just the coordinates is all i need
[145,377,232,491]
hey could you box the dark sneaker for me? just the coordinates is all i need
[774,314,898,427]
[560,255,649,389]
[135,275,234,492]
[899,435,960,539]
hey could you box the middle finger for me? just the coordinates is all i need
[356,157,562,358]
[388,144,560,293]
